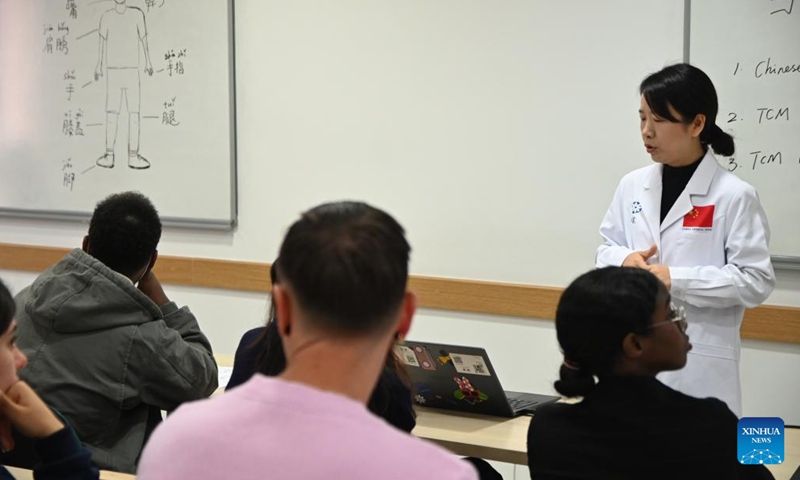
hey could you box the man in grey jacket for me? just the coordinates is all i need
[14,191,218,473]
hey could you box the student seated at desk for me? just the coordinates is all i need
[0,279,98,480]
[227,261,417,433]
[138,201,477,480]
[527,267,773,480]
[228,262,502,480]
[14,192,219,473]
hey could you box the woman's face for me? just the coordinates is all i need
[641,290,692,372]
[0,321,27,392]
[639,95,702,167]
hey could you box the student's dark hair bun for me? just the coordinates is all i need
[554,362,596,397]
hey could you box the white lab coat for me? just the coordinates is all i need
[596,150,775,417]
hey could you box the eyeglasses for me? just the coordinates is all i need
[648,302,688,334]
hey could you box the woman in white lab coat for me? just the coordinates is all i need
[596,63,775,417]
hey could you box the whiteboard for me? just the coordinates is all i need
[232,0,687,286]
[0,0,236,229]
[689,0,800,260]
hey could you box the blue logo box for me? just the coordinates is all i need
[738,417,784,465]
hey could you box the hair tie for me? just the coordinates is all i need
[562,358,582,371]
[710,122,724,139]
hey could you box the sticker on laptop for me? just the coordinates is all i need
[453,376,489,404]
[437,351,452,366]
[394,345,420,367]
[413,345,437,370]
[449,353,491,376]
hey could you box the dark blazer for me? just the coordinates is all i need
[527,376,774,480]
[228,327,417,433]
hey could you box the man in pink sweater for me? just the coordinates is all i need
[137,201,477,480]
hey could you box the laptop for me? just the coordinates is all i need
[395,340,559,418]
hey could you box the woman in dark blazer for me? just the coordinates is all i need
[527,267,773,480]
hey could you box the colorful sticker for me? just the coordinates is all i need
[394,345,420,367]
[449,353,491,376]
[453,376,489,404]
[413,383,449,405]
[437,350,452,366]
[413,345,437,371]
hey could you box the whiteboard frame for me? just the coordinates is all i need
[0,0,238,231]
[684,0,799,268]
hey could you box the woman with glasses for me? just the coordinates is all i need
[527,267,773,479]
[596,64,774,417]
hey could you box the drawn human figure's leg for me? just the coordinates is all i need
[127,69,149,169]
[97,68,123,168]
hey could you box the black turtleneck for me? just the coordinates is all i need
[660,152,705,224]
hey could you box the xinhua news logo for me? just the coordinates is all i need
[738,417,783,465]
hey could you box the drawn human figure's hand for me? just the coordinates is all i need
[94,64,103,81]
[145,63,153,76]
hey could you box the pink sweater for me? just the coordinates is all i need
[138,375,477,480]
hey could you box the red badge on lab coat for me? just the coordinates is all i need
[683,205,715,228]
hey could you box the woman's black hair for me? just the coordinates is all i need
[640,63,734,157]
[252,262,286,376]
[0,279,15,335]
[250,260,415,419]
[553,267,664,397]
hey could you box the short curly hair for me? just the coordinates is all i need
[87,191,162,276]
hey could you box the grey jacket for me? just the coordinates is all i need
[15,249,218,473]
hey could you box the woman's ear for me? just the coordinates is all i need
[394,292,417,340]
[273,285,293,337]
[691,113,706,138]
[621,332,645,359]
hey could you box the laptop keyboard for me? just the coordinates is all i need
[508,397,539,411]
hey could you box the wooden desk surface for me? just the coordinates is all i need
[413,408,800,479]
[412,407,530,465]
[215,353,234,367]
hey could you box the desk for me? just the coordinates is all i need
[215,353,234,367]
[214,353,234,394]
[412,408,800,479]
[412,407,529,465]
[5,466,135,479]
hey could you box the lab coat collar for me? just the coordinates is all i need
[660,150,718,231]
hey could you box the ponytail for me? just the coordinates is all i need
[553,359,596,398]
[702,123,735,157]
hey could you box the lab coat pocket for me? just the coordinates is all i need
[676,214,726,265]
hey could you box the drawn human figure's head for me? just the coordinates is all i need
[553,267,691,397]
[83,191,161,281]
[273,201,415,350]
[639,63,734,166]
[0,279,27,393]
[114,0,126,5]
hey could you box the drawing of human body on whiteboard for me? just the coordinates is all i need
[94,0,153,170]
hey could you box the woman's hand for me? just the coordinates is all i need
[622,245,657,268]
[0,380,64,450]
